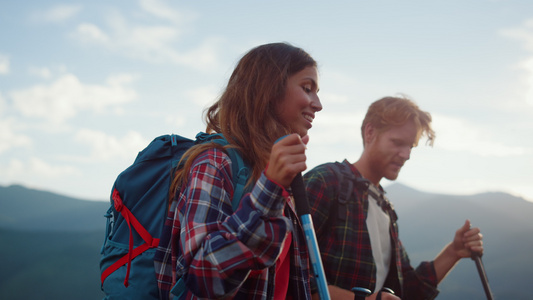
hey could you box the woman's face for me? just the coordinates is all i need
[277,66,322,137]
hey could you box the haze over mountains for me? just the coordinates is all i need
[386,184,533,299]
[1,184,531,299]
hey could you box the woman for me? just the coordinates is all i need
[156,42,323,299]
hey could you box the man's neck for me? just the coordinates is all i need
[352,159,381,187]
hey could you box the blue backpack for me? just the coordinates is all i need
[99,132,250,300]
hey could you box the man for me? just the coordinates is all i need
[304,96,483,300]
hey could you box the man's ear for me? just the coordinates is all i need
[363,123,376,145]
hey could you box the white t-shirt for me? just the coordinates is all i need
[366,184,392,293]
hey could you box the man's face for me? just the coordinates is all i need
[365,120,418,183]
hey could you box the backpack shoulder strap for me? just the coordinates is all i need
[330,162,354,206]
[329,161,372,220]
[226,150,249,211]
[168,133,251,298]
[331,161,397,223]
[196,132,250,211]
[329,162,354,220]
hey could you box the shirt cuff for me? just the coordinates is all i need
[249,172,288,217]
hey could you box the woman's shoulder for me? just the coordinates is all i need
[193,146,232,169]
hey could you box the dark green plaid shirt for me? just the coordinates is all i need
[303,160,439,300]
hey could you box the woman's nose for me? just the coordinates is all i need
[311,95,323,112]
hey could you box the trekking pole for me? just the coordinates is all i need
[292,173,331,300]
[472,252,494,300]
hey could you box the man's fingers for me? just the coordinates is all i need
[457,219,471,236]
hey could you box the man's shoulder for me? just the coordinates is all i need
[305,161,342,178]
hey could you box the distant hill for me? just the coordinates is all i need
[0,185,108,299]
[0,185,108,231]
[0,229,104,300]
[386,183,533,300]
[1,183,532,299]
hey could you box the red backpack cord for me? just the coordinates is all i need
[100,189,161,286]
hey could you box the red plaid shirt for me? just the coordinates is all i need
[303,160,439,300]
[155,147,312,299]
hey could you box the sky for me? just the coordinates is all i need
[1,0,532,203]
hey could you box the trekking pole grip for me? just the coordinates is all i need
[291,173,331,300]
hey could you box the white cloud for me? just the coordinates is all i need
[520,57,533,106]
[165,115,189,129]
[127,26,179,55]
[139,0,197,24]
[72,6,223,71]
[10,73,138,123]
[0,117,32,154]
[0,54,9,75]
[74,129,147,162]
[0,91,5,114]
[76,23,110,44]
[500,19,533,106]
[186,85,220,107]
[32,4,82,23]
[167,37,223,70]
[31,157,80,177]
[3,157,80,180]
[28,66,52,79]
[433,114,527,157]
[74,20,180,62]
[500,18,533,51]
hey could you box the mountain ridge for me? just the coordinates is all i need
[0,184,109,231]
[1,183,532,299]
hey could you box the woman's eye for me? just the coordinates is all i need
[303,86,312,93]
